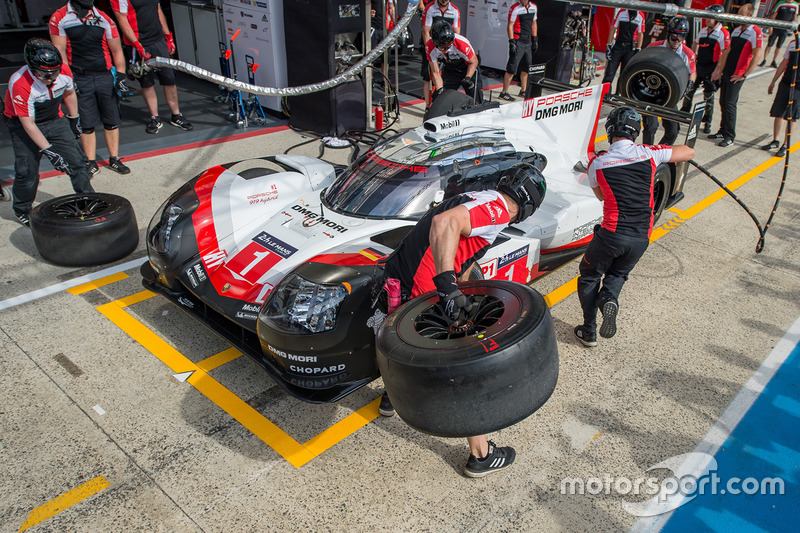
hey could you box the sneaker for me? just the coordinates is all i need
[87,160,100,175]
[776,144,788,157]
[758,59,766,67]
[378,392,395,417]
[599,301,618,339]
[518,89,527,97]
[464,441,516,478]
[702,123,711,134]
[707,132,725,140]
[574,325,598,347]
[718,138,734,147]
[146,116,163,134]
[498,92,514,101]
[108,157,131,175]
[771,61,778,68]
[170,113,194,131]
[762,140,780,151]
[16,212,30,227]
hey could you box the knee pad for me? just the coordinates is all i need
[104,124,119,131]
[82,126,96,134]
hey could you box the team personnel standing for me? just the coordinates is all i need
[759,0,799,68]
[575,107,694,347]
[762,38,799,158]
[49,0,131,176]
[709,2,763,147]
[498,1,538,101]
[426,20,483,103]
[3,39,94,227]
[110,0,193,134]
[681,4,729,135]
[420,0,460,106]
[601,8,645,94]
[642,16,696,146]
[378,163,547,477]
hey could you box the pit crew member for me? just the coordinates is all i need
[499,0,538,101]
[759,0,799,68]
[762,37,799,158]
[601,8,645,94]
[49,0,131,175]
[377,163,547,477]
[426,20,482,104]
[3,38,94,227]
[420,0,461,106]
[575,106,695,347]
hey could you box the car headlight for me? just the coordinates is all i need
[148,202,183,255]
[264,274,349,333]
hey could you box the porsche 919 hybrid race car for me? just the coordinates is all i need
[141,83,692,402]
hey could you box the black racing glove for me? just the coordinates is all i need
[67,115,82,139]
[531,36,538,53]
[433,270,473,321]
[115,76,130,97]
[431,86,445,102]
[508,38,518,57]
[461,76,475,94]
[41,145,71,173]
[684,79,696,97]
[632,47,641,55]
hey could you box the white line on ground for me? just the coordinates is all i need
[629,313,800,533]
[0,257,144,312]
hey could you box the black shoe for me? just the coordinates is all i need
[758,59,766,67]
[599,301,618,339]
[574,325,597,347]
[170,113,194,131]
[146,116,163,134]
[16,212,30,227]
[707,132,725,140]
[702,123,711,134]
[776,144,788,157]
[464,441,516,478]
[378,392,395,417]
[498,92,514,101]
[518,89,527,97]
[771,61,778,68]
[718,138,734,147]
[108,157,131,175]
[762,140,780,151]
[87,160,99,176]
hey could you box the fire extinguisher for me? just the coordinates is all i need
[374,104,384,130]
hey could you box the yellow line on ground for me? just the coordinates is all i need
[302,397,381,458]
[197,347,243,372]
[18,475,109,531]
[66,272,129,295]
[543,147,796,307]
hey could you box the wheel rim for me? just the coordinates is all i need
[413,295,504,340]
[627,71,672,105]
[51,196,110,219]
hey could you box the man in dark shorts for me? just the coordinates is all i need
[420,0,460,106]
[759,0,799,68]
[762,38,799,158]
[50,0,131,175]
[376,163,546,477]
[499,0,538,101]
[3,39,94,227]
[110,0,192,134]
[575,106,694,347]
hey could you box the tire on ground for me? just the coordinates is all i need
[652,163,673,225]
[424,89,474,121]
[30,193,139,267]
[376,280,559,437]
[619,47,689,108]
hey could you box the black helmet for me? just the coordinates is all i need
[705,4,725,15]
[24,38,62,79]
[667,16,690,39]
[431,20,455,48]
[605,106,642,141]
[497,163,546,223]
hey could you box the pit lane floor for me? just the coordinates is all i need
[1,73,799,532]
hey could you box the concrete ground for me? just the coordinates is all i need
[1,68,798,532]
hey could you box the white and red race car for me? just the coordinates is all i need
[142,82,692,402]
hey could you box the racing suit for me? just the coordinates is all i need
[602,9,645,92]
[426,33,483,103]
[420,1,460,85]
[681,22,730,127]
[3,64,93,218]
[715,24,763,142]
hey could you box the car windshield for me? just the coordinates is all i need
[323,130,516,219]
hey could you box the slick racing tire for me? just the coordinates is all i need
[652,163,673,224]
[424,89,474,121]
[376,280,559,437]
[619,47,689,108]
[30,193,139,267]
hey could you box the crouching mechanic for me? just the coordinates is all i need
[426,20,483,104]
[376,163,546,477]
[3,38,94,227]
[574,107,694,347]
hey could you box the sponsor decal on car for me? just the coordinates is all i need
[366,150,427,173]
[241,303,261,313]
[291,205,348,233]
[267,344,318,363]
[203,249,227,269]
[235,312,258,320]
[177,296,195,308]
[290,364,347,375]
[522,86,595,120]
[185,267,198,288]
[252,232,298,258]
[193,263,207,282]
[247,184,278,205]
[498,245,529,269]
